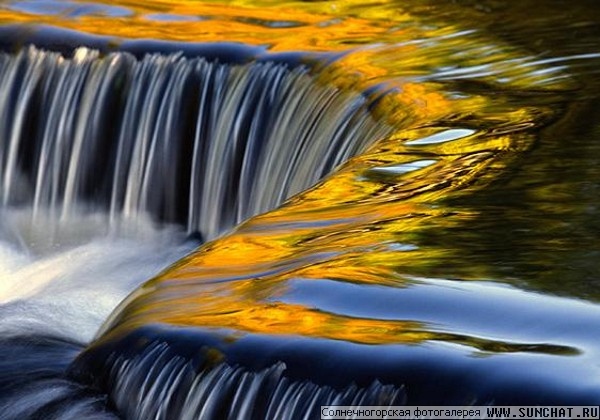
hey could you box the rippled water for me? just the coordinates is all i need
[1,0,600,417]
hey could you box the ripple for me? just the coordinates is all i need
[405,128,476,146]
[369,160,438,175]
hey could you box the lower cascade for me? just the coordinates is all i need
[83,339,405,420]
[2,1,600,419]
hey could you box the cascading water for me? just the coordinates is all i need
[0,43,396,419]
[2,0,600,418]
[0,46,389,240]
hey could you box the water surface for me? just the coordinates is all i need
[0,0,600,417]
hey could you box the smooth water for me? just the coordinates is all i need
[0,0,600,418]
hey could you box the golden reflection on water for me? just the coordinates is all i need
[2,1,572,350]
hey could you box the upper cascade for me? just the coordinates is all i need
[0,46,390,240]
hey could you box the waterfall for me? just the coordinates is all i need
[4,22,597,420]
[0,46,390,240]
[3,0,600,416]
[91,340,404,420]
[0,45,394,419]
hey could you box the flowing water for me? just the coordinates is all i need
[0,0,600,418]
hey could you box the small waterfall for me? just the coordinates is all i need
[4,0,600,416]
[94,340,405,420]
[0,46,390,240]
[0,44,393,419]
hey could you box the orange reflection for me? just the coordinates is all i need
[2,0,569,350]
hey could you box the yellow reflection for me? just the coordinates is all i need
[0,1,405,52]
[4,0,570,350]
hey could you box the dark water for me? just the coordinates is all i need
[1,0,600,418]
[408,0,600,300]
